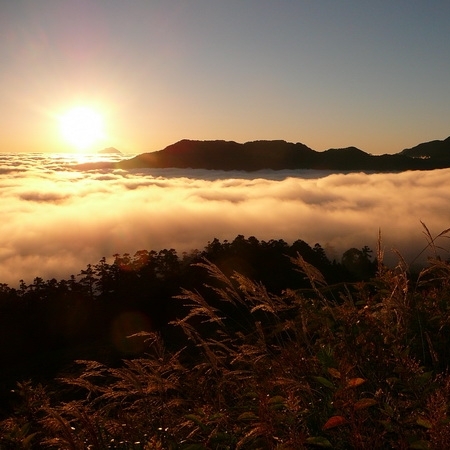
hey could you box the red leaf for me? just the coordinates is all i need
[346,377,366,388]
[353,398,377,410]
[327,368,341,379]
[322,415,348,430]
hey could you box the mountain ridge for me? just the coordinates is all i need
[77,136,450,172]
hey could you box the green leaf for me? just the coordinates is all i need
[379,420,394,432]
[243,390,258,399]
[269,395,286,410]
[209,412,225,421]
[209,432,233,444]
[313,376,335,389]
[305,436,333,447]
[237,411,258,421]
[415,372,433,386]
[22,433,38,448]
[416,417,432,429]
[19,423,31,437]
[317,347,335,368]
[184,414,209,431]
[409,439,430,449]
[268,395,286,404]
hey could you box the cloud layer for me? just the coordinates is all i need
[1,153,449,287]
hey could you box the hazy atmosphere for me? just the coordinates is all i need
[1,1,449,284]
[1,1,450,154]
[2,3,450,445]
[1,154,448,287]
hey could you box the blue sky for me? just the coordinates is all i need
[1,0,449,154]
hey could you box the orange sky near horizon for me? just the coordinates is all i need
[1,1,449,155]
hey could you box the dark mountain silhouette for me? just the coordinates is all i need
[400,136,450,162]
[76,136,450,172]
[118,139,319,171]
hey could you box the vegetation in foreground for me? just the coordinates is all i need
[1,224,450,449]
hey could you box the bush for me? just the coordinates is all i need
[1,227,450,449]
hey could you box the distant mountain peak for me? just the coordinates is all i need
[323,146,369,156]
[98,147,122,155]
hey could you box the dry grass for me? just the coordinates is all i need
[1,227,450,449]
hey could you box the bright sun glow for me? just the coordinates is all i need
[59,106,105,151]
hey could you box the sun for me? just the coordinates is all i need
[59,106,105,151]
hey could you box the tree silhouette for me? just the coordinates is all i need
[341,247,376,280]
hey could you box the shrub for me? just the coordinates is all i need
[1,227,450,449]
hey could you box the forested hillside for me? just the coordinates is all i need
[0,236,374,392]
[1,229,450,449]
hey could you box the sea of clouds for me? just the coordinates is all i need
[0,152,449,287]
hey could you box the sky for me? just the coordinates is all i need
[1,0,449,155]
[1,154,449,287]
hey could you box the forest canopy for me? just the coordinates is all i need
[1,229,449,448]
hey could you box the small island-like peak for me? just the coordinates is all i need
[98,147,122,155]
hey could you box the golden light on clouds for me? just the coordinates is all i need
[59,106,105,151]
[1,152,449,288]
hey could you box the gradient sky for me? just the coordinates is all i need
[1,0,449,154]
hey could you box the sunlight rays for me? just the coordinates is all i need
[59,106,105,151]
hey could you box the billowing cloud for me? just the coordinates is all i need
[0,153,449,287]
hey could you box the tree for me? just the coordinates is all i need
[341,247,376,280]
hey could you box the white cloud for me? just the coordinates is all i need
[0,154,448,287]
